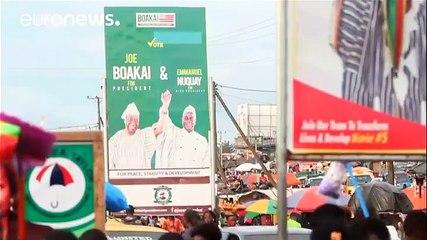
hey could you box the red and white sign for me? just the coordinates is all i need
[287,1,426,154]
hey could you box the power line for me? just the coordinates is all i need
[48,123,98,131]
[219,92,274,104]
[210,33,274,46]
[218,84,275,93]
[209,18,274,39]
[209,23,274,43]
[210,57,273,66]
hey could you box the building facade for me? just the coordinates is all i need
[235,104,277,150]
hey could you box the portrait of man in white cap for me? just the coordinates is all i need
[154,101,209,169]
[108,90,172,169]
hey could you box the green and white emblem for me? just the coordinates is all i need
[154,185,172,205]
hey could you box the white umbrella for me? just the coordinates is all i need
[235,163,255,172]
[252,163,263,170]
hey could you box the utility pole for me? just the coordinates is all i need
[218,130,226,166]
[87,96,103,130]
[387,161,395,185]
[211,81,228,184]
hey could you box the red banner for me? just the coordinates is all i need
[293,80,426,154]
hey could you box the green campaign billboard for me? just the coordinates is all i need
[104,7,212,214]
[104,7,210,171]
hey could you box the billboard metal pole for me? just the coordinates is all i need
[276,0,288,239]
[102,77,109,182]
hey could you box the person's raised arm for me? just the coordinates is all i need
[154,90,172,137]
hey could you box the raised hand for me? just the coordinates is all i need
[161,90,172,109]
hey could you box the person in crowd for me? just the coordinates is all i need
[310,223,350,240]
[309,204,348,228]
[348,217,391,240]
[226,215,238,227]
[182,210,201,240]
[259,172,268,184]
[203,211,217,224]
[123,205,138,224]
[159,232,184,240]
[140,215,149,225]
[403,211,426,240]
[190,223,222,240]
[79,228,107,240]
[44,229,78,240]
[379,214,402,240]
[163,216,184,233]
[148,216,161,228]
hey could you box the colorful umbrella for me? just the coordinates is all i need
[384,0,407,69]
[403,187,426,210]
[246,199,277,214]
[287,187,349,212]
[286,173,301,186]
[244,173,300,186]
[353,166,373,173]
[236,200,258,216]
[244,211,260,219]
[36,163,74,186]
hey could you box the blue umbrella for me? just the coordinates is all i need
[105,182,128,212]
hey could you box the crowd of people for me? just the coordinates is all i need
[304,204,426,240]
[50,205,426,240]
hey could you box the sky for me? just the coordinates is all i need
[0,0,276,142]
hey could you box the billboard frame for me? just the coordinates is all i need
[53,131,106,231]
[276,0,426,239]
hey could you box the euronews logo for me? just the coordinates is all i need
[19,13,120,27]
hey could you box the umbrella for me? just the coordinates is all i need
[409,163,426,176]
[36,163,74,186]
[287,219,301,228]
[348,181,413,213]
[244,173,300,186]
[246,199,277,214]
[235,163,256,172]
[252,163,263,170]
[287,187,350,212]
[286,173,300,186]
[403,187,426,210]
[353,166,373,173]
[236,200,258,216]
[105,182,128,212]
[244,211,260,219]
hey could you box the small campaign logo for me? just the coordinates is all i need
[135,13,175,28]
[153,185,172,205]
[28,157,86,213]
